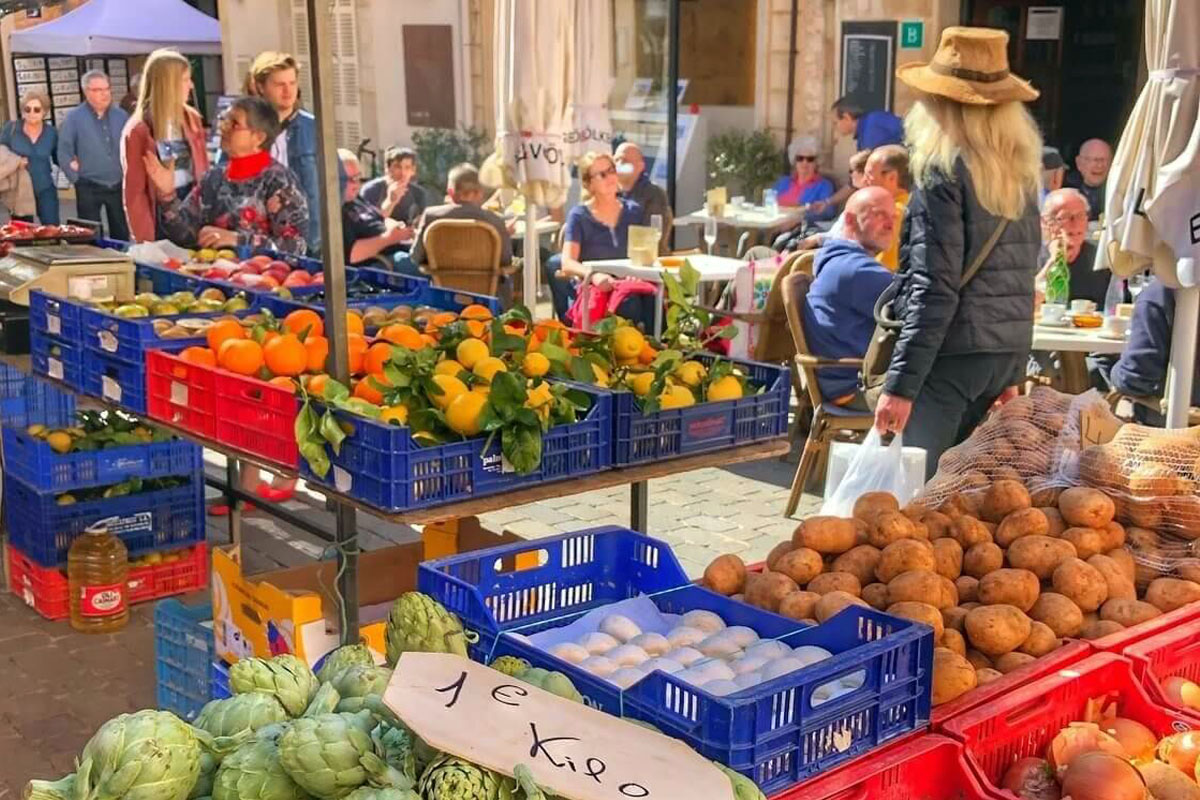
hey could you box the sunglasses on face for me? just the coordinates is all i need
[589,166,616,181]
[795,155,817,163]
[23,106,41,113]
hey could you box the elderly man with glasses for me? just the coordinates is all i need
[338,149,410,268]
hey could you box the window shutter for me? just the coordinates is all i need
[289,0,315,110]
[330,0,362,150]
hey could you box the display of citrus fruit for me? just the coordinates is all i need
[380,323,424,349]
[522,352,550,378]
[659,384,696,409]
[472,356,507,383]
[627,372,655,397]
[707,375,744,401]
[612,326,646,361]
[353,373,390,405]
[638,342,658,365]
[460,304,493,321]
[445,391,487,436]
[380,405,409,425]
[674,360,707,388]
[455,338,489,369]
[346,334,368,374]
[591,362,609,386]
[218,338,264,376]
[305,373,330,397]
[346,311,364,336]
[263,334,307,377]
[430,374,468,410]
[304,336,329,372]
[435,359,465,377]
[180,346,216,367]
[284,308,324,338]
[364,342,395,375]
[268,375,298,390]
[206,318,246,352]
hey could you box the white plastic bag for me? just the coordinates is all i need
[819,430,919,517]
[127,240,192,268]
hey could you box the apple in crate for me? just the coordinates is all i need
[310,272,324,285]
[283,270,311,288]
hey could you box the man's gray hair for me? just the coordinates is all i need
[80,69,110,91]
[1042,187,1090,217]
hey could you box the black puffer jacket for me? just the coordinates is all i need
[884,158,1042,399]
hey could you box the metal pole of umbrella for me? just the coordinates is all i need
[523,203,539,308]
[1166,282,1198,428]
[665,0,680,213]
[304,0,360,641]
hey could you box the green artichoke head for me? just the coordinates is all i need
[343,788,420,800]
[384,592,470,667]
[189,750,219,799]
[488,656,530,678]
[331,666,392,714]
[230,654,320,717]
[212,727,307,800]
[418,755,508,800]
[304,682,342,718]
[317,644,376,684]
[277,711,376,799]
[195,693,290,751]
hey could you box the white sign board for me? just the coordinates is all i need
[1026,7,1064,40]
[383,654,735,800]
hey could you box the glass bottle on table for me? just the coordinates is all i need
[1045,234,1071,307]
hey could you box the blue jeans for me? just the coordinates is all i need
[15,186,60,225]
[544,254,575,322]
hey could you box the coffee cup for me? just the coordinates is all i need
[1041,304,1067,324]
[1070,299,1097,314]
[1103,315,1129,338]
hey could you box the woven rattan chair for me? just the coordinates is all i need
[423,218,515,297]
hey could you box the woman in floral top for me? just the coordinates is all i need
[142,95,309,255]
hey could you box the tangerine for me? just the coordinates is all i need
[353,373,391,405]
[304,336,329,372]
[445,391,488,436]
[522,352,550,378]
[472,356,507,383]
[380,405,409,426]
[206,318,246,353]
[218,338,264,376]
[346,334,368,375]
[638,342,658,365]
[269,375,298,391]
[364,342,395,375]
[263,334,307,377]
[430,311,457,329]
[306,373,330,398]
[460,304,494,321]
[346,311,364,336]
[284,309,324,338]
[435,359,466,377]
[455,338,489,369]
[430,374,468,410]
[465,319,487,339]
[180,346,217,367]
[380,323,425,349]
[707,375,744,402]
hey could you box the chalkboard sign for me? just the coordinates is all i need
[841,21,897,112]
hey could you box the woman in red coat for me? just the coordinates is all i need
[121,49,209,242]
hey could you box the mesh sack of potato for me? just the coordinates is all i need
[918,387,1108,510]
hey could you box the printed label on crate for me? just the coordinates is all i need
[48,357,63,380]
[97,330,118,353]
[384,653,734,800]
[80,582,127,617]
[480,452,513,475]
[333,466,352,492]
[170,381,188,405]
[46,313,60,335]
[110,511,153,535]
[101,376,122,402]
[683,413,731,443]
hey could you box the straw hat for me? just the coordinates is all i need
[896,26,1038,105]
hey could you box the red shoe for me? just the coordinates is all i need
[255,484,296,503]
[208,502,255,517]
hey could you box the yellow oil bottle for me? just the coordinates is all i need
[67,518,129,633]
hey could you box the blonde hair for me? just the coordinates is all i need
[905,94,1042,220]
[578,151,615,203]
[245,51,300,96]
[19,88,50,116]
[133,49,193,140]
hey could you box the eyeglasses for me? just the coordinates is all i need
[346,173,363,185]
[795,155,817,163]
[22,106,41,113]
[1047,211,1088,226]
[588,166,616,181]
[219,114,250,132]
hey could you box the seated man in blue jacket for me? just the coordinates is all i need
[801,186,897,411]
[1110,278,1200,425]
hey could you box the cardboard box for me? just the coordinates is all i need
[212,517,522,667]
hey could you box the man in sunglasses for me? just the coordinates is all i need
[770,135,836,222]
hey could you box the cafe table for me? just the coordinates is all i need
[578,254,745,336]
[1032,322,1127,394]
[674,204,803,232]
[512,217,561,241]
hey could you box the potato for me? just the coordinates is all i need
[869,511,921,548]
[766,540,794,570]
[951,516,993,548]
[773,548,825,586]
[1127,499,1164,529]
[1177,559,1200,584]
[977,568,1040,611]
[793,517,857,554]
[996,508,1050,548]
[990,466,1024,483]
[995,652,1037,674]
[807,571,862,597]
[1126,525,1161,550]
[1145,577,1200,612]
[1139,761,1200,800]
[924,511,953,540]
[778,590,820,621]
[853,491,899,523]
[941,628,967,657]
[1019,621,1060,657]
[902,502,929,522]
[1130,462,1194,496]
[876,540,936,584]
[1051,558,1109,612]
[830,545,883,586]
[942,606,970,632]
[887,601,945,640]
[1105,548,1137,584]
[861,582,889,610]
[1098,520,1127,551]
[940,493,980,520]
[1101,597,1163,627]
[1028,592,1084,637]
[743,572,798,612]
[963,542,1004,578]
[1059,487,1117,528]
[889,570,955,609]
[1080,619,1125,640]
[982,480,1032,523]
[932,538,964,580]
[1060,527,1108,560]
[1079,445,1123,490]
[1006,535,1077,579]
[1086,554,1136,601]
[966,649,993,670]
[1041,507,1067,537]
[976,667,1004,686]
[965,604,1032,657]
[1030,486,1062,507]
[954,573,980,602]
[932,648,978,706]
[703,554,747,596]
[851,517,870,546]
[815,590,869,622]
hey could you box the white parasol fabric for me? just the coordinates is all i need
[564,0,614,158]
[10,0,221,56]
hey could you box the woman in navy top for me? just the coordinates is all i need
[2,89,59,224]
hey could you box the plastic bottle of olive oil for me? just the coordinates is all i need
[68,518,129,633]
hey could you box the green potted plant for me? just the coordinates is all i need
[705,130,782,202]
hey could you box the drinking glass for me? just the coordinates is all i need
[704,217,718,255]
[763,188,778,216]
[650,214,663,250]
[1128,271,1148,300]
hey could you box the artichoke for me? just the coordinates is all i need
[27,710,205,800]
[517,668,583,704]
[489,656,530,677]
[195,693,290,751]
[417,755,510,800]
[304,683,342,717]
[330,666,392,714]
[189,750,218,799]
[212,724,307,800]
[384,593,469,667]
[278,711,394,799]
[512,765,553,799]
[231,654,320,717]
[343,789,419,800]
[317,644,375,684]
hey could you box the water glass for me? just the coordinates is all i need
[704,217,718,255]
[650,214,663,246]
[763,188,778,216]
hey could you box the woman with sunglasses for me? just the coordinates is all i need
[771,135,836,222]
[1,89,59,224]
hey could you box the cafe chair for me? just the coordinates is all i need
[423,218,517,298]
[1106,390,1200,426]
[780,270,875,518]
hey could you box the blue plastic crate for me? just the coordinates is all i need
[0,362,26,399]
[82,348,150,412]
[418,528,934,794]
[5,473,206,567]
[0,367,75,428]
[154,599,215,720]
[612,353,790,466]
[211,659,231,700]
[29,289,83,342]
[30,328,84,390]
[299,380,611,512]
[80,305,209,364]
[2,425,201,492]
[134,263,207,296]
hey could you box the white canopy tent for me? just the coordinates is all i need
[1097,0,1200,426]
[564,0,614,158]
[9,0,221,56]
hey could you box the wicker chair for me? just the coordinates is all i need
[423,218,515,297]
[780,270,875,517]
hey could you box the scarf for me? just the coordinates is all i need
[226,150,272,182]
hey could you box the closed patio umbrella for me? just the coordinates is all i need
[564,0,614,158]
[1096,0,1200,426]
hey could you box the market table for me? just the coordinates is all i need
[1031,323,1127,393]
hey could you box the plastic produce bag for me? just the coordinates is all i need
[820,429,918,517]
[127,240,192,268]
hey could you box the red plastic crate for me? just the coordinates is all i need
[1085,601,1200,656]
[942,653,1200,799]
[146,349,218,439]
[7,543,209,621]
[1124,617,1200,717]
[769,734,997,800]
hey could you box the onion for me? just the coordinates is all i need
[1001,757,1061,800]
[1163,676,1200,711]
[1100,718,1158,763]
[1048,722,1127,774]
[1060,752,1147,800]
[1158,731,1200,775]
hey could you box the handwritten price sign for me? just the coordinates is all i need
[383,654,734,800]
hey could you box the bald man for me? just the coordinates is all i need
[1065,139,1112,220]
[800,187,897,410]
[614,142,671,249]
